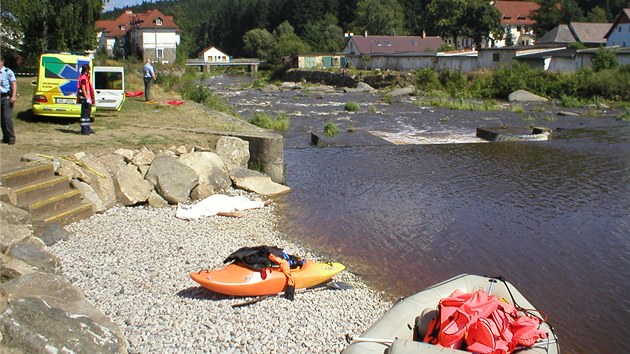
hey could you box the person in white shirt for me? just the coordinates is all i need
[143,58,156,102]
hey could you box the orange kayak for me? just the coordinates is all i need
[190,261,345,296]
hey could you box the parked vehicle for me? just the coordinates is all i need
[32,52,125,118]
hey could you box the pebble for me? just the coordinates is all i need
[52,203,392,353]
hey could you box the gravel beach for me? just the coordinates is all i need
[51,197,392,353]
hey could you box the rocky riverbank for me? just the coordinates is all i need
[51,204,391,353]
[0,139,393,353]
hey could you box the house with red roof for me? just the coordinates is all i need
[605,8,630,47]
[96,9,181,63]
[444,1,539,49]
[491,1,539,47]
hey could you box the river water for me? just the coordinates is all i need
[207,75,630,354]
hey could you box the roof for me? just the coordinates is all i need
[494,1,539,26]
[515,47,576,59]
[605,8,630,39]
[198,46,228,56]
[570,22,611,44]
[97,9,180,38]
[346,36,444,54]
[537,24,575,44]
[131,9,180,31]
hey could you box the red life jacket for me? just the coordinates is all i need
[423,289,548,354]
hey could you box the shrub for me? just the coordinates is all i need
[344,101,359,111]
[439,69,468,97]
[249,112,273,129]
[592,48,619,72]
[248,111,290,131]
[490,63,529,98]
[415,68,440,92]
[323,121,340,136]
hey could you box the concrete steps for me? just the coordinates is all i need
[0,162,93,228]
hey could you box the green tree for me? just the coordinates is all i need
[532,0,583,37]
[425,0,467,49]
[303,13,345,52]
[585,6,608,23]
[242,28,276,59]
[460,0,501,49]
[2,0,102,63]
[350,0,407,35]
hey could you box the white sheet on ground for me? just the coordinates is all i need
[176,194,265,220]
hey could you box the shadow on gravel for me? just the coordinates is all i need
[177,286,234,301]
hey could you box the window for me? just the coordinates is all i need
[155,17,163,26]
[503,16,511,20]
[493,53,500,62]
[157,49,164,58]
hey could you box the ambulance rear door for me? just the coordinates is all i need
[94,66,125,111]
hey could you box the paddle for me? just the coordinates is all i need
[232,281,353,308]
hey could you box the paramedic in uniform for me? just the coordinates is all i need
[77,65,95,135]
[0,57,17,145]
[143,58,156,102]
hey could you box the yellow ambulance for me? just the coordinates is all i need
[32,52,93,118]
[31,52,125,118]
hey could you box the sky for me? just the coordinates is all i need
[103,0,155,12]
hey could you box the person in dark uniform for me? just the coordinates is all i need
[0,57,17,145]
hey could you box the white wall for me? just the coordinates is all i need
[202,47,229,62]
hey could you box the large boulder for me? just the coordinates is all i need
[77,154,116,209]
[229,167,291,196]
[0,253,37,283]
[508,90,548,102]
[215,136,250,171]
[5,237,60,275]
[131,147,156,166]
[389,85,414,97]
[145,155,198,204]
[179,151,231,198]
[33,222,69,247]
[0,273,128,354]
[70,179,106,213]
[0,201,32,252]
[112,164,153,206]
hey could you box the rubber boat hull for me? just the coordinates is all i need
[343,274,559,354]
[190,261,345,296]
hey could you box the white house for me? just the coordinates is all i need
[96,9,181,63]
[605,8,630,47]
[490,1,539,47]
[198,46,230,63]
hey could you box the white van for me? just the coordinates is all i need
[94,66,125,111]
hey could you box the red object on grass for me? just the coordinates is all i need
[125,90,144,97]
[164,100,184,106]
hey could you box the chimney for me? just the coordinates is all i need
[364,30,368,37]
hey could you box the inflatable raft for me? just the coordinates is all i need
[343,274,559,354]
[190,261,345,296]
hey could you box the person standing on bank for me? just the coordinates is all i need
[143,58,156,102]
[0,57,17,145]
[77,65,95,135]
